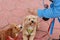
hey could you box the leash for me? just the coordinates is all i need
[50,18,55,35]
[58,17,60,22]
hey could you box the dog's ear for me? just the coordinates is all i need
[8,23,17,29]
[36,18,40,30]
[36,22,40,31]
[22,16,26,28]
[23,16,28,25]
[23,16,29,29]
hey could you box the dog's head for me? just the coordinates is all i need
[24,15,38,26]
[0,24,23,39]
[10,24,22,33]
[6,24,23,38]
[16,24,23,32]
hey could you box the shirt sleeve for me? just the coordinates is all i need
[37,8,60,18]
[37,9,43,18]
[37,8,53,18]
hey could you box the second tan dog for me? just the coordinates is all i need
[0,24,23,40]
[23,15,39,40]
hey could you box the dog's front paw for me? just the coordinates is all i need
[24,31,29,35]
[30,33,35,36]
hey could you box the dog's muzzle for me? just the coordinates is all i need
[31,21,34,23]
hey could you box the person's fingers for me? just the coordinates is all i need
[44,4,49,8]
[28,9,34,13]
[49,0,53,2]
[26,8,37,15]
[27,8,34,14]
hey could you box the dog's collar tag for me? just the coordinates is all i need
[27,26,33,34]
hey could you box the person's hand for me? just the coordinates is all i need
[27,8,37,15]
[44,4,49,8]
[49,0,53,2]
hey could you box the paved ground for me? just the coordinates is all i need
[0,0,60,40]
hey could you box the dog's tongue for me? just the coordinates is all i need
[28,27,33,30]
[31,23,34,25]
[30,23,35,25]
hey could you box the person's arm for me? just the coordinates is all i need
[49,0,53,2]
[42,4,49,21]
[28,0,60,18]
[38,0,60,18]
[38,8,60,18]
[28,7,60,18]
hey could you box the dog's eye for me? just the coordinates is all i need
[33,18,35,19]
[20,26,22,29]
[29,19,30,20]
[15,27,17,29]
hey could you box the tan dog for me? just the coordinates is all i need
[23,15,39,40]
[0,24,22,40]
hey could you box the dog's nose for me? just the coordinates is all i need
[31,21,34,23]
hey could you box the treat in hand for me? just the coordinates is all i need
[27,8,37,15]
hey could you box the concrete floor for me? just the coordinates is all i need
[0,0,60,40]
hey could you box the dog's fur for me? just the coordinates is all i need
[0,24,22,40]
[22,15,39,40]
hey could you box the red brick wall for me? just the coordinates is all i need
[0,0,60,40]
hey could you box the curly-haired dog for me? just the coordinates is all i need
[23,15,39,40]
[0,24,23,40]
